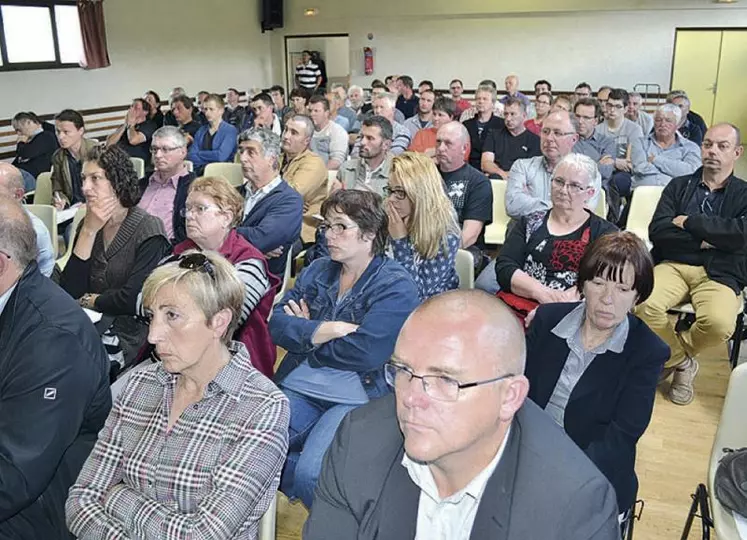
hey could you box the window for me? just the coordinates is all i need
[0,1,84,71]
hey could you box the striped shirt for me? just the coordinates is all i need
[66,341,290,539]
[295,61,321,89]
[235,257,271,323]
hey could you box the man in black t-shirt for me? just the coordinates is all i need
[481,97,541,179]
[105,98,157,170]
[436,122,493,271]
[463,85,505,169]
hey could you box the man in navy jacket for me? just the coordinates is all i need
[236,127,303,277]
[0,198,111,539]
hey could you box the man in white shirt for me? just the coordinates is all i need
[304,290,619,540]
[308,95,348,170]
[0,163,55,277]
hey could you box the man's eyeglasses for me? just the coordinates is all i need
[541,128,575,138]
[383,186,408,201]
[605,102,625,110]
[552,177,589,194]
[150,145,183,154]
[178,253,215,280]
[384,362,515,402]
[180,204,221,217]
[318,222,359,236]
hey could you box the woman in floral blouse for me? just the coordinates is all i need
[385,152,461,299]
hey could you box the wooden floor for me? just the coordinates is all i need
[274,346,735,540]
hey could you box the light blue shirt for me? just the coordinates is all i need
[26,209,55,277]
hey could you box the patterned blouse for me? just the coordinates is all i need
[66,342,289,539]
[389,233,460,300]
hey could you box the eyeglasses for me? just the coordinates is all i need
[552,177,589,194]
[150,145,183,154]
[319,222,359,236]
[536,100,551,106]
[180,204,221,217]
[540,128,576,138]
[178,253,215,280]
[383,186,408,201]
[384,362,515,402]
[605,103,625,110]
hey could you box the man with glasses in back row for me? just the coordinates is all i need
[304,290,619,539]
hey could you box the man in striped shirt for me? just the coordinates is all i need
[295,50,322,92]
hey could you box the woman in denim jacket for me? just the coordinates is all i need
[270,189,420,508]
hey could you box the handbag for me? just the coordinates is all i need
[496,291,539,326]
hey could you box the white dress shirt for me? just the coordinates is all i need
[402,426,511,540]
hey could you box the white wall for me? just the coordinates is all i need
[0,0,271,119]
[269,0,747,92]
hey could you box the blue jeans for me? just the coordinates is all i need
[475,259,501,295]
[280,388,359,508]
[20,169,36,193]
[610,171,632,199]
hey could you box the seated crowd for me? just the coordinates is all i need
[1,72,744,539]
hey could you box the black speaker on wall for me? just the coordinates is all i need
[261,0,283,32]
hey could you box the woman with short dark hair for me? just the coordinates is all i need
[270,189,420,508]
[60,145,171,372]
[524,231,668,514]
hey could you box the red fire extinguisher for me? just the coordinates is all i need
[364,47,374,75]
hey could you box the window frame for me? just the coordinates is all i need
[0,0,81,72]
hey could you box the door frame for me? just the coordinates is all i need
[284,33,350,94]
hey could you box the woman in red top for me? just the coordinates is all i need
[525,91,552,136]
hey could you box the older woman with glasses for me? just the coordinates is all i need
[524,231,668,515]
[385,152,460,299]
[60,145,170,372]
[149,175,278,377]
[270,189,420,508]
[495,153,617,322]
[67,252,290,539]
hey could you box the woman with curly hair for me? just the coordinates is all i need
[385,152,461,299]
[61,145,171,373]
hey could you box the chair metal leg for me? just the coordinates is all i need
[729,312,744,370]
[680,484,712,540]
[622,499,644,540]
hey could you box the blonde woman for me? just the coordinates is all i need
[385,152,461,299]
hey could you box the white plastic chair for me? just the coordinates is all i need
[273,251,295,306]
[205,162,244,187]
[258,492,277,540]
[33,172,53,205]
[485,180,509,246]
[26,204,58,258]
[56,206,87,270]
[593,187,607,218]
[130,157,145,179]
[455,249,474,289]
[626,186,665,249]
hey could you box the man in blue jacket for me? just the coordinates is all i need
[0,197,111,539]
[236,127,303,277]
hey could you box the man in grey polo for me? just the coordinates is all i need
[351,92,411,157]
[631,104,701,189]
[573,98,616,187]
[336,115,392,195]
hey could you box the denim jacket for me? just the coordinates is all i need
[271,255,420,399]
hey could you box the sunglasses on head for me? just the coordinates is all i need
[178,253,215,281]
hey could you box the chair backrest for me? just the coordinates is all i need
[327,170,337,194]
[484,180,509,245]
[34,172,53,205]
[272,251,295,306]
[26,204,58,258]
[184,160,194,173]
[593,187,607,218]
[258,492,277,540]
[455,249,474,289]
[56,206,86,271]
[707,362,747,537]
[204,162,244,187]
[627,186,665,248]
[130,157,145,179]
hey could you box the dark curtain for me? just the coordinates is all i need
[77,0,110,69]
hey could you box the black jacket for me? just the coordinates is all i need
[463,114,505,169]
[0,262,111,539]
[304,394,619,540]
[138,170,196,244]
[526,303,669,511]
[649,168,747,293]
[12,130,59,179]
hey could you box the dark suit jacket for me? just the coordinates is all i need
[525,302,669,511]
[237,180,302,277]
[304,394,619,540]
